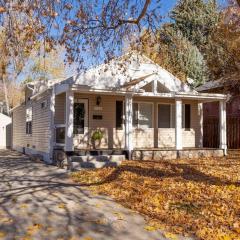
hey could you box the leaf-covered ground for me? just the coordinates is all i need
[71,158,240,240]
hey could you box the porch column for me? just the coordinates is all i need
[49,86,55,162]
[175,99,183,150]
[198,102,203,148]
[125,94,133,158]
[219,100,227,155]
[65,90,74,152]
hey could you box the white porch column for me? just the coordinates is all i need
[198,102,203,148]
[219,100,227,155]
[125,94,133,158]
[175,99,183,150]
[65,90,74,152]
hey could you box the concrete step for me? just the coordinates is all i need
[75,149,128,157]
[68,155,125,171]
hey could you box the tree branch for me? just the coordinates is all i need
[119,0,151,25]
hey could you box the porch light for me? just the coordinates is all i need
[96,96,102,106]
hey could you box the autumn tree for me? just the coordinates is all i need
[0,0,161,68]
[206,2,240,80]
[22,45,68,83]
[0,0,161,112]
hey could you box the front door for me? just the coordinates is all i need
[74,99,88,135]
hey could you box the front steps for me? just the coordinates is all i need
[68,155,125,171]
[53,148,126,171]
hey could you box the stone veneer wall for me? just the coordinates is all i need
[132,149,224,160]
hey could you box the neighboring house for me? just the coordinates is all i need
[11,53,228,163]
[197,77,240,149]
[0,113,12,149]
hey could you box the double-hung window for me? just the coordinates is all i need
[26,107,32,135]
[158,103,191,129]
[158,104,175,128]
[132,102,153,128]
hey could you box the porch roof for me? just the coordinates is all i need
[45,83,226,102]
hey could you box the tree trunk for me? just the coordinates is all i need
[1,73,10,115]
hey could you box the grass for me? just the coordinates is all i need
[71,157,240,240]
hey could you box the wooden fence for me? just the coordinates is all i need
[203,117,240,149]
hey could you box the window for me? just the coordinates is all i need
[55,126,65,144]
[183,104,191,129]
[41,100,47,109]
[116,101,124,130]
[158,104,175,128]
[74,103,85,134]
[132,102,153,128]
[26,107,32,134]
[133,103,139,127]
[158,104,171,128]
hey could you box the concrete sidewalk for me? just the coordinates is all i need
[0,150,192,240]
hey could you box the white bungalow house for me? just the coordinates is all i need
[11,53,227,163]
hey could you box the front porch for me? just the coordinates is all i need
[51,86,227,160]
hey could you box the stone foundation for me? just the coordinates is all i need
[132,149,224,160]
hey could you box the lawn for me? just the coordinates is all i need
[71,157,240,240]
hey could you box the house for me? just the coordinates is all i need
[11,53,228,163]
[197,76,240,149]
[0,113,12,149]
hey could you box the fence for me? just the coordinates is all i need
[203,117,240,149]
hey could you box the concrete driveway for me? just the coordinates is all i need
[0,150,192,240]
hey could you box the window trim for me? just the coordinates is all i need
[157,103,175,129]
[132,101,154,129]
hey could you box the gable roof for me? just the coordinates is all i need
[61,52,192,93]
[197,73,240,92]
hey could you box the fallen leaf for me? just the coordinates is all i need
[82,237,94,240]
[113,212,124,220]
[20,203,28,209]
[144,225,157,231]
[27,223,42,235]
[164,232,178,240]
[58,203,66,209]
[0,231,7,238]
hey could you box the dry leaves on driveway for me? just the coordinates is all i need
[71,157,240,240]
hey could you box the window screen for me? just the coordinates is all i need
[158,104,171,128]
[116,101,123,129]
